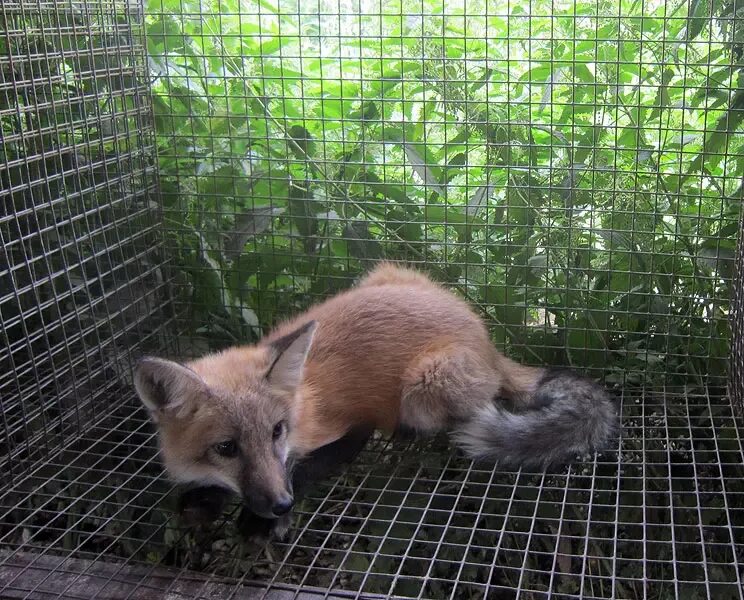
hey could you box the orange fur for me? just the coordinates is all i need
[244,263,543,454]
[135,263,553,516]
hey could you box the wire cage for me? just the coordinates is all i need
[1,0,743,599]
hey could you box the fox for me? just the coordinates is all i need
[134,263,618,535]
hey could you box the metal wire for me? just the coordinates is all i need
[0,0,167,483]
[146,0,742,390]
[0,0,172,594]
[1,0,743,599]
[731,207,744,419]
[1,389,743,599]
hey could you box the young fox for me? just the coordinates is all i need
[135,263,618,526]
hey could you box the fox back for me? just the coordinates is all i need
[134,265,499,514]
[134,263,617,520]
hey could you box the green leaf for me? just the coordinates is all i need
[348,101,379,121]
[686,88,744,175]
[403,143,446,197]
[445,128,471,147]
[343,220,385,260]
[686,0,708,41]
[466,182,496,218]
[359,172,410,203]
[469,68,494,94]
[444,152,467,183]
[648,68,674,122]
[222,207,285,258]
[287,124,315,157]
[288,180,319,251]
[423,205,468,226]
[382,126,405,143]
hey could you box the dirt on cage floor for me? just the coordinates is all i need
[0,386,742,600]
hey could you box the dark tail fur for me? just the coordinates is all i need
[453,369,619,468]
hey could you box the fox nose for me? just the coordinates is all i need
[271,495,294,516]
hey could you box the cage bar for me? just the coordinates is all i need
[1,0,743,599]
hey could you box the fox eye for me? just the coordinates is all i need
[272,421,286,440]
[213,440,238,458]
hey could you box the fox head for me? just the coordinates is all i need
[133,321,316,519]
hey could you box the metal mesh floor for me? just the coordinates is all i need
[1,386,743,600]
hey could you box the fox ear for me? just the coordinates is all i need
[134,357,207,418]
[266,321,317,393]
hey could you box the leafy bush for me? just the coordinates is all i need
[146,0,743,386]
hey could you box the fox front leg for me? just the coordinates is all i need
[236,507,292,541]
[177,485,232,526]
[177,485,290,540]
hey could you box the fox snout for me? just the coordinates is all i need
[240,466,294,519]
[270,493,294,516]
[244,489,294,518]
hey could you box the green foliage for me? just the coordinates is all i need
[147,0,743,386]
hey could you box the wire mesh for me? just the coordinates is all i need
[731,206,744,418]
[1,388,742,599]
[1,0,744,599]
[0,0,167,527]
[149,0,743,390]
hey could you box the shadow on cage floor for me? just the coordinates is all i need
[1,387,743,599]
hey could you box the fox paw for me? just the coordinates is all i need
[236,507,293,542]
[177,485,231,527]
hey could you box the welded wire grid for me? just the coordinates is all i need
[151,0,742,389]
[2,0,744,599]
[731,209,744,419]
[0,0,169,593]
[0,388,743,598]
[0,0,168,473]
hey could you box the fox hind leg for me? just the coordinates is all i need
[399,346,501,433]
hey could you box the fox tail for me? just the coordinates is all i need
[453,369,619,468]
